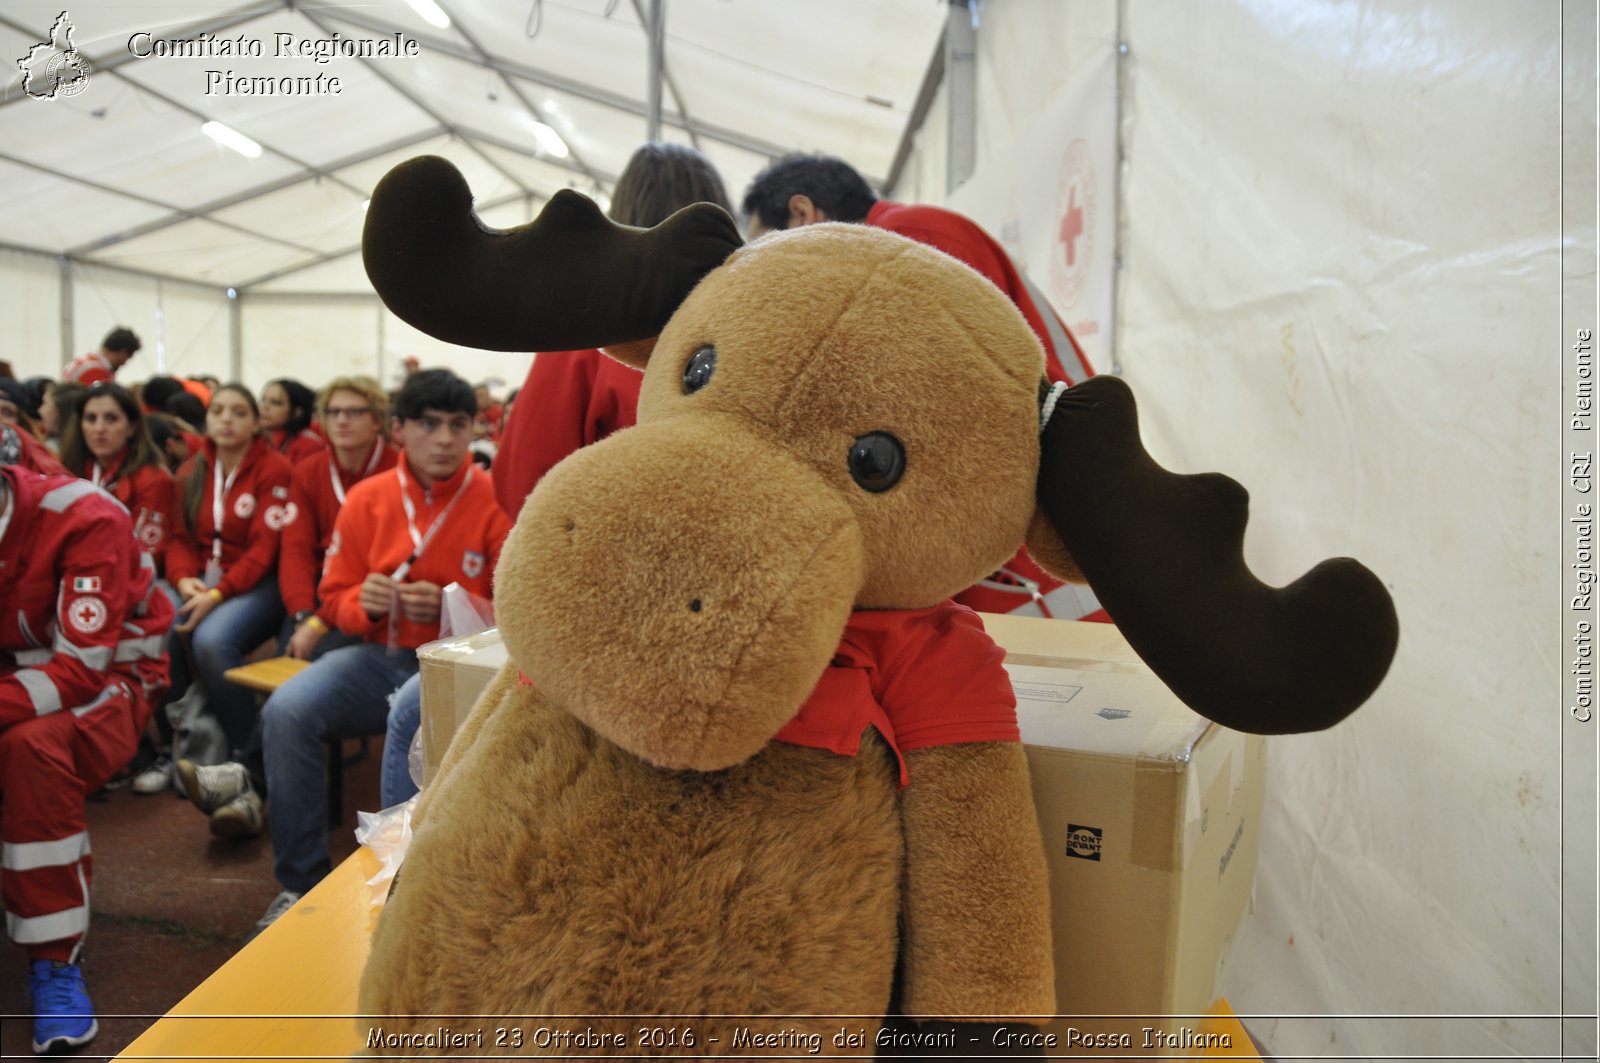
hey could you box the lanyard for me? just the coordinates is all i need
[90,452,124,489]
[329,443,385,506]
[392,461,473,581]
[211,455,242,563]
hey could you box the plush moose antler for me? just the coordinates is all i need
[364,156,741,352]
[1035,376,1398,733]
[356,158,1397,1051]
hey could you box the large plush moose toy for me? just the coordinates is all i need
[355,156,1398,1054]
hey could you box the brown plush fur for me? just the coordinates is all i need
[897,744,1055,1019]
[362,681,903,1053]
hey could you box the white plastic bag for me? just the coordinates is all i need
[438,581,493,640]
[355,798,416,908]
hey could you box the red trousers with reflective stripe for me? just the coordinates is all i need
[0,680,141,961]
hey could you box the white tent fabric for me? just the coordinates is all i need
[1,2,1596,1060]
[1,0,945,386]
[896,1,1592,1060]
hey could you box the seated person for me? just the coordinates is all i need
[279,375,397,661]
[0,378,45,442]
[260,378,327,465]
[155,386,293,792]
[0,463,172,1053]
[0,422,69,477]
[177,369,513,934]
[380,671,423,808]
[59,383,177,574]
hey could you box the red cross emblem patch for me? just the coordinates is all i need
[69,596,108,635]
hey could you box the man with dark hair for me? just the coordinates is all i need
[63,327,141,387]
[742,153,1103,618]
[175,369,513,935]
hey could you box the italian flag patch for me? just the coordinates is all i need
[72,576,101,593]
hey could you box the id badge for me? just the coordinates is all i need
[203,558,223,588]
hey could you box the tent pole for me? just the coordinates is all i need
[229,292,242,382]
[647,0,666,141]
[945,0,978,194]
[59,257,73,372]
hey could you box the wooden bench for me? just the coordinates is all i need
[115,849,378,1060]
[115,844,1267,1059]
[222,657,370,826]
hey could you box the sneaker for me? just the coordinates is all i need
[174,760,251,815]
[209,790,265,839]
[130,754,172,795]
[253,890,301,937]
[27,960,97,1054]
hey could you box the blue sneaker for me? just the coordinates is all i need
[27,960,97,1054]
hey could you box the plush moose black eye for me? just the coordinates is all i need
[682,345,716,394]
[847,432,905,493]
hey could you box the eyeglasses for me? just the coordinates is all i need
[323,406,373,420]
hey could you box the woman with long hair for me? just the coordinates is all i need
[59,382,176,570]
[260,378,325,465]
[149,384,294,793]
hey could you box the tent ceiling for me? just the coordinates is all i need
[0,0,946,293]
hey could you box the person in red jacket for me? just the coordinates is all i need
[58,383,177,578]
[492,142,733,517]
[260,378,326,466]
[279,375,397,661]
[153,385,294,793]
[62,326,140,388]
[177,369,513,934]
[0,422,68,477]
[740,152,1107,620]
[0,464,172,1053]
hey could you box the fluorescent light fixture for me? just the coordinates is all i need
[529,121,569,159]
[404,0,451,29]
[201,120,261,159]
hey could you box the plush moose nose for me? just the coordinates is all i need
[497,415,865,771]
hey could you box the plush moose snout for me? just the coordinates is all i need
[495,413,867,771]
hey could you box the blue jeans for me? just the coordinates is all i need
[262,642,417,894]
[164,581,285,757]
[380,673,423,808]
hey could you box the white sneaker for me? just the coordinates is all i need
[209,790,265,839]
[131,755,172,795]
[175,760,251,815]
[253,890,301,937]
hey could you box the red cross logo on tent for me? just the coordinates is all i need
[1059,187,1084,268]
[1051,137,1095,311]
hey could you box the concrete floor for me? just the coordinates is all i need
[0,742,382,1059]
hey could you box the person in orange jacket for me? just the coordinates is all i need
[176,370,513,935]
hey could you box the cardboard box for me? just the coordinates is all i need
[984,613,1265,1056]
[416,629,507,785]
[417,616,1264,1054]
